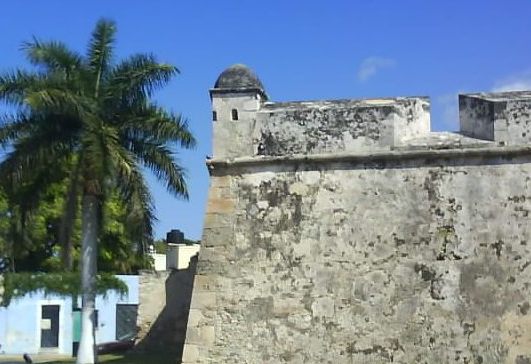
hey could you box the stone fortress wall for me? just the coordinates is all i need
[182,64,531,364]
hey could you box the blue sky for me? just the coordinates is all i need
[1,0,530,240]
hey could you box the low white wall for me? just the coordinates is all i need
[150,253,167,272]
[166,244,200,270]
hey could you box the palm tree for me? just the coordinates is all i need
[0,19,195,363]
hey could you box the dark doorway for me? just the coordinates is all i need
[231,109,238,120]
[41,305,60,348]
[116,304,138,340]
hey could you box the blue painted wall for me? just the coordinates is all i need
[94,275,139,345]
[0,275,138,355]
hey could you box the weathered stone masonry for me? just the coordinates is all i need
[182,65,531,363]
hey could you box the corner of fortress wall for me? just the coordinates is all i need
[182,86,531,363]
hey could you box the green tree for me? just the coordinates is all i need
[153,238,168,254]
[0,19,195,363]
[0,154,85,272]
[98,191,153,273]
[0,181,152,274]
[4,180,67,272]
[0,171,68,271]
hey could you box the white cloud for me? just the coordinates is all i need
[357,57,396,82]
[492,70,531,92]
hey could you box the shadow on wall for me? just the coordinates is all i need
[134,255,197,361]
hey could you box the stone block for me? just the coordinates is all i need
[203,212,232,229]
[202,227,233,247]
[199,246,229,263]
[187,308,205,327]
[200,325,215,345]
[190,291,216,310]
[181,344,199,363]
[206,197,235,214]
[210,175,232,189]
[193,274,219,292]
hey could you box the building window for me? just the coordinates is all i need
[231,109,239,120]
[212,111,217,121]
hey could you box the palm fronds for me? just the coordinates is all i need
[0,17,194,270]
[21,37,83,74]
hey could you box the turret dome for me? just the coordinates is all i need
[213,64,266,94]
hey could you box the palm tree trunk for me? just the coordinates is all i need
[76,193,99,364]
[59,180,79,271]
[60,156,82,271]
[59,208,75,271]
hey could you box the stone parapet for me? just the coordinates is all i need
[253,97,430,156]
[460,91,531,146]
